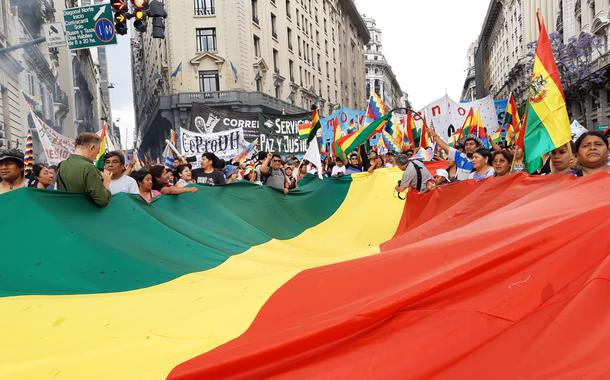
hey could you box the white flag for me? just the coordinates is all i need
[302,138,323,179]
[570,120,588,141]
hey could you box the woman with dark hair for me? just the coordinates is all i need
[150,165,198,195]
[492,150,513,177]
[468,148,495,180]
[174,164,193,187]
[28,163,53,189]
[131,170,160,203]
[575,131,610,176]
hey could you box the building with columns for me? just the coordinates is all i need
[560,0,610,129]
[361,15,404,109]
[132,0,370,154]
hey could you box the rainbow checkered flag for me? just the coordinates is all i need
[24,129,34,176]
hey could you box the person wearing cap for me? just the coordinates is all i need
[0,148,26,195]
[56,132,112,207]
[434,169,451,186]
[429,128,481,181]
[395,154,435,193]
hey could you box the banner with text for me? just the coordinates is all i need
[259,112,312,155]
[420,95,500,142]
[320,108,366,149]
[180,127,244,161]
[30,110,75,164]
[190,104,259,142]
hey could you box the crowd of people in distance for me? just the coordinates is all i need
[0,128,609,206]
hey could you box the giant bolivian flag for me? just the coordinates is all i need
[1,168,610,380]
[523,13,571,172]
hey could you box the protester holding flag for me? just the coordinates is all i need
[429,128,481,181]
[384,152,396,168]
[510,145,526,173]
[345,154,364,174]
[104,151,139,195]
[260,153,291,194]
[0,149,26,195]
[469,148,495,180]
[56,133,112,207]
[574,131,610,176]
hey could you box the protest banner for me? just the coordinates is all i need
[190,104,259,142]
[179,127,244,161]
[320,108,365,148]
[258,112,312,155]
[30,110,75,164]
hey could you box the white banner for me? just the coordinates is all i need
[570,120,589,141]
[420,95,499,142]
[31,110,74,164]
[453,96,499,135]
[179,127,244,161]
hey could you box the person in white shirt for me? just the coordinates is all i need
[331,157,347,178]
[104,151,139,195]
[429,129,483,181]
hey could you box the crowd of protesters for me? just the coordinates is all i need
[0,128,609,206]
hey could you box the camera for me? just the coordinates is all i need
[397,180,402,187]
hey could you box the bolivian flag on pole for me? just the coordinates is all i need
[522,12,571,173]
[95,123,108,170]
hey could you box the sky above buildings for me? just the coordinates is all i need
[107,0,490,147]
[356,0,490,109]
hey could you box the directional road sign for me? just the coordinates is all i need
[63,4,117,50]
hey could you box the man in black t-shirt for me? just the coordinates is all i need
[191,152,226,186]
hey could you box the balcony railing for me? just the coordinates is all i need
[194,7,214,15]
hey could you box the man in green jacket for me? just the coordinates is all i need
[57,132,112,207]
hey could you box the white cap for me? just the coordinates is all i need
[435,169,450,182]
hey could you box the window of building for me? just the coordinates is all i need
[251,0,259,23]
[253,35,261,57]
[194,0,214,15]
[286,0,291,18]
[289,59,294,81]
[326,61,329,78]
[271,13,277,38]
[199,70,219,92]
[196,28,217,52]
[287,27,293,50]
[296,9,300,27]
[273,49,279,73]
[318,79,322,96]
[297,36,301,56]
[317,54,321,72]
[316,31,319,46]
[299,66,303,86]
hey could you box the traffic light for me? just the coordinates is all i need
[148,0,167,39]
[111,0,128,12]
[132,0,149,33]
[114,12,128,35]
[111,0,128,35]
